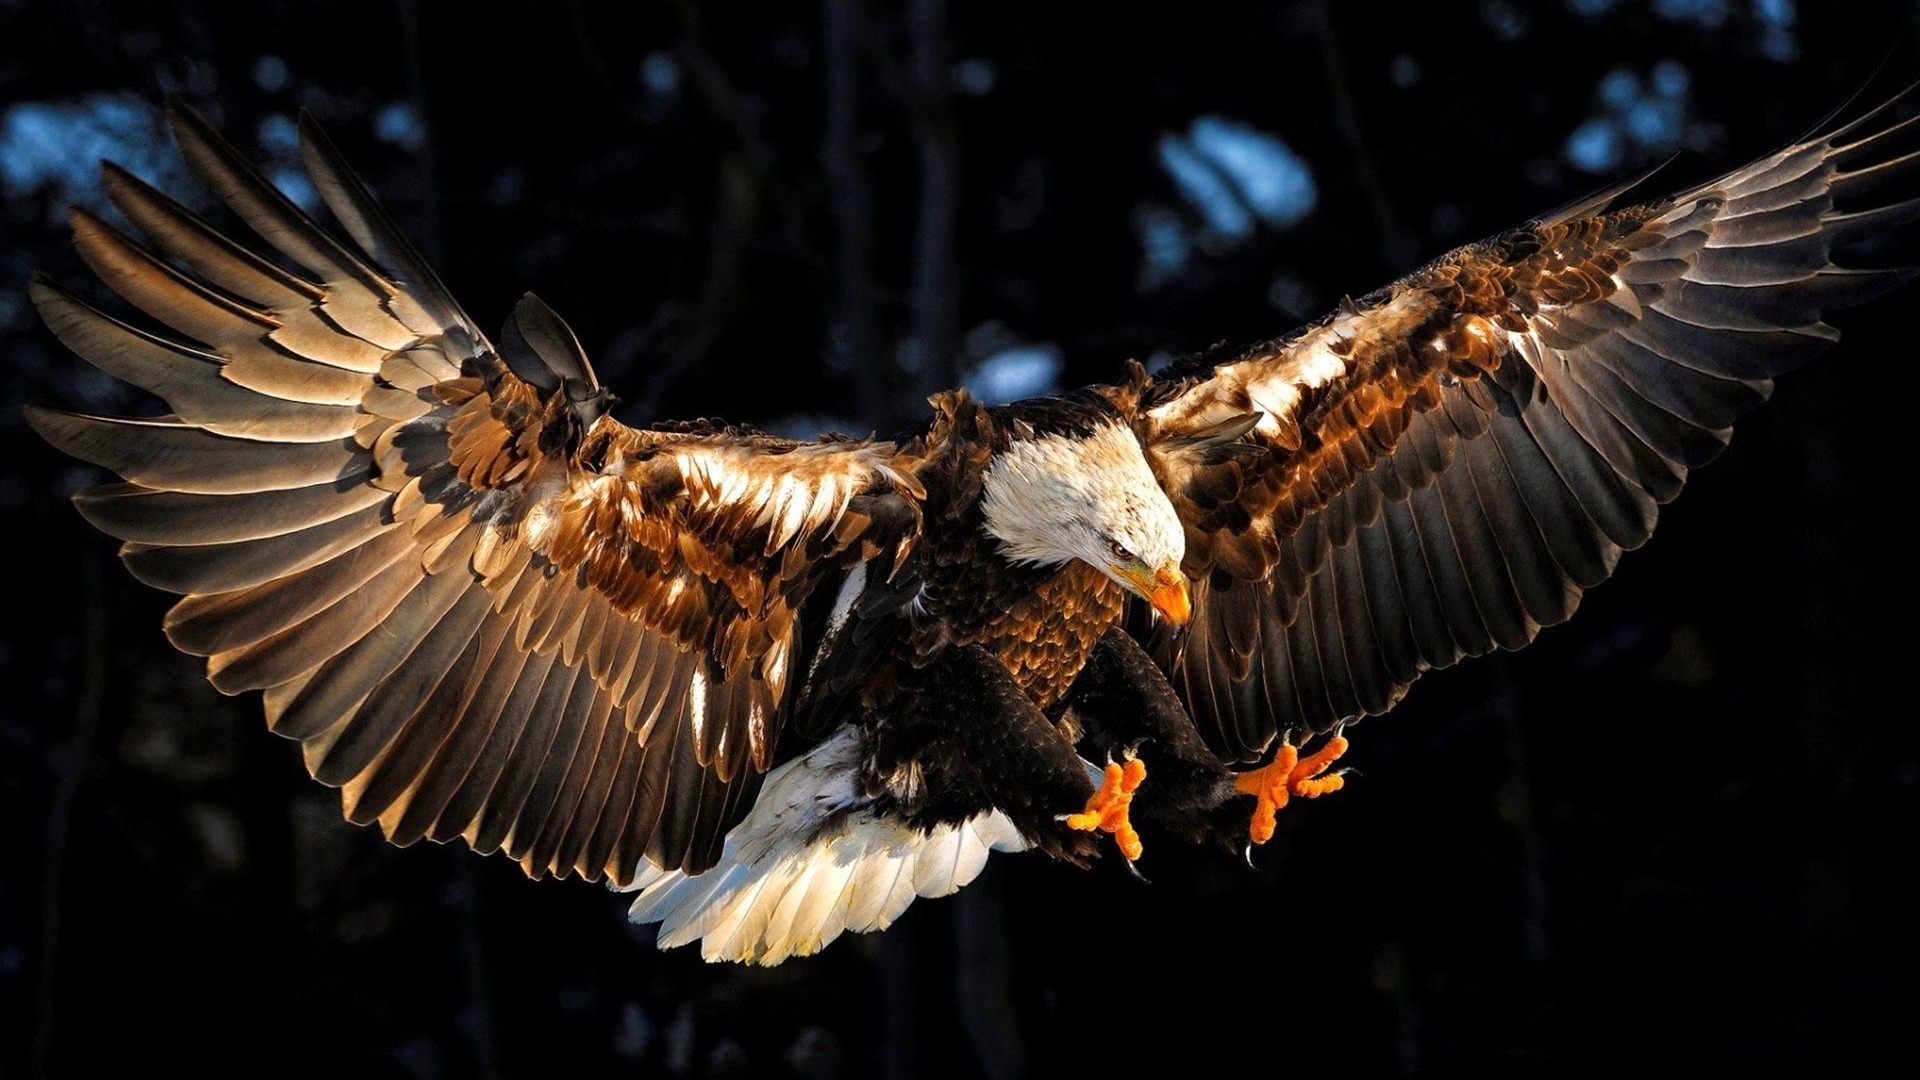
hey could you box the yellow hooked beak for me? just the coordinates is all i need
[1116,561,1191,626]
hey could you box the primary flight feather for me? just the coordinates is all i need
[27,91,1920,964]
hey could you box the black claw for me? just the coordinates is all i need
[1242,843,1259,870]
[1123,857,1151,885]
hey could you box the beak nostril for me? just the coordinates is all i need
[1146,564,1191,626]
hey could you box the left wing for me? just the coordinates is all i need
[28,103,925,880]
[1142,90,1920,763]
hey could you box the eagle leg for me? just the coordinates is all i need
[1058,626,1240,851]
[1234,731,1350,845]
[869,643,1108,864]
[1064,755,1146,860]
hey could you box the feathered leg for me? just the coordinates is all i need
[1059,626,1243,852]
[865,644,1106,863]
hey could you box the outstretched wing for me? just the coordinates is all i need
[27,103,924,878]
[1143,91,1920,763]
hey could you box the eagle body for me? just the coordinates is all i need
[28,89,1920,963]
[787,388,1208,859]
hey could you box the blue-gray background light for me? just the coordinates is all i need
[1480,0,1532,40]
[1136,204,1191,283]
[1565,60,1694,174]
[375,102,424,151]
[1653,0,1730,26]
[257,112,298,153]
[267,166,320,211]
[1566,119,1621,173]
[1756,0,1800,60]
[252,54,291,93]
[1159,116,1317,239]
[953,58,996,97]
[640,51,680,97]
[965,344,1064,404]
[0,95,173,218]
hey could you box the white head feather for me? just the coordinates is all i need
[978,421,1185,585]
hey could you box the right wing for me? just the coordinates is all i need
[1140,89,1920,763]
[27,103,925,879]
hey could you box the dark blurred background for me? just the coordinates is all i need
[5,0,1920,1076]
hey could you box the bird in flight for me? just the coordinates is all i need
[27,90,1918,964]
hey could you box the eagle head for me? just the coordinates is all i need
[979,421,1190,624]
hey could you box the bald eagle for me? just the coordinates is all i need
[26,92,1918,965]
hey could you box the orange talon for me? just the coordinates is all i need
[1065,756,1147,861]
[1233,733,1350,845]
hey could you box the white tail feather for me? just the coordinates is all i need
[622,727,1028,965]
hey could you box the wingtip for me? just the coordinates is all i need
[65,202,100,233]
[294,106,346,164]
[161,96,245,174]
[20,402,75,446]
[96,157,134,188]
[25,273,70,315]
[160,94,202,138]
[18,406,108,504]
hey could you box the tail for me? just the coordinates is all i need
[622,728,1028,965]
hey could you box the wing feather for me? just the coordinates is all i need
[501,663,609,871]
[552,699,634,877]
[419,647,555,845]
[341,623,492,827]
[27,409,361,494]
[32,279,361,442]
[174,527,418,660]
[73,479,387,546]
[385,620,536,846]
[119,502,394,595]
[467,652,583,858]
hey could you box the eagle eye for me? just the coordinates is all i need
[1108,539,1134,563]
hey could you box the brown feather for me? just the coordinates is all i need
[32,280,361,442]
[73,479,383,546]
[120,502,393,595]
[427,647,557,846]
[204,537,426,693]
[168,527,416,657]
[466,655,585,858]
[27,408,361,495]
